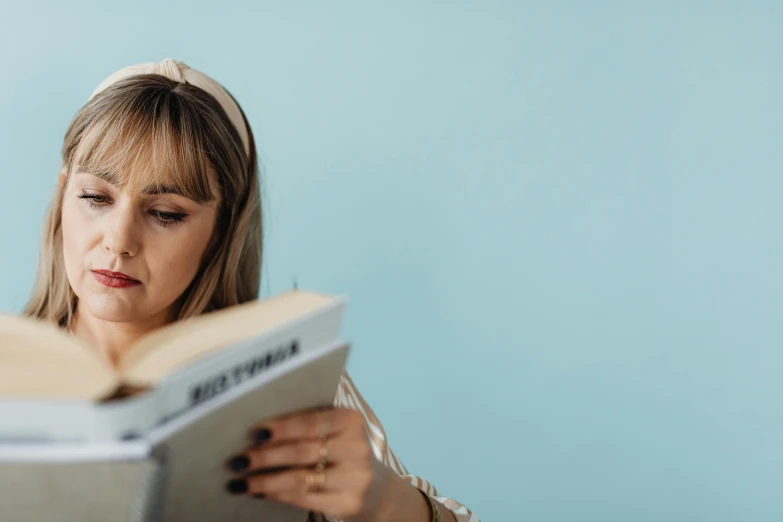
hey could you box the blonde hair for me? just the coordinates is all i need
[24,74,263,327]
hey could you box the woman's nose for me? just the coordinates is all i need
[102,208,140,257]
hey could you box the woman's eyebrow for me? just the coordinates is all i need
[76,167,119,185]
[76,168,188,199]
[140,184,187,197]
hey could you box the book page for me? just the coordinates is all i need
[0,314,117,400]
[120,291,342,383]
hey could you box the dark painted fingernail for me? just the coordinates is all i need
[226,478,248,494]
[252,493,266,499]
[227,454,250,472]
[252,428,272,444]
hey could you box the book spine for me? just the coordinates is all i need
[93,392,159,441]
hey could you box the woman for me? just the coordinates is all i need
[23,58,479,522]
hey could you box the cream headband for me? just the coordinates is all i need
[88,58,250,157]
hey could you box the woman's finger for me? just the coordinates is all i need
[228,465,371,498]
[231,465,334,496]
[227,437,351,473]
[248,407,361,445]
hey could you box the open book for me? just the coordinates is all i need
[0,289,350,522]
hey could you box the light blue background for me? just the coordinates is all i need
[1,2,782,520]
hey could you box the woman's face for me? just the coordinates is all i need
[61,163,220,325]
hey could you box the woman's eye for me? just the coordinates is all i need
[151,210,187,228]
[77,193,109,207]
[77,192,187,228]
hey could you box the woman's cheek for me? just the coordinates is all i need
[61,200,90,266]
[149,237,201,300]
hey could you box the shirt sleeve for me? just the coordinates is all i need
[307,372,481,522]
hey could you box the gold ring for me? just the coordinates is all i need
[314,438,328,474]
[309,409,330,490]
[305,469,326,491]
[318,444,329,462]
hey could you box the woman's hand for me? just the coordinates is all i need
[223,407,432,522]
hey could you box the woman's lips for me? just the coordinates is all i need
[91,270,142,289]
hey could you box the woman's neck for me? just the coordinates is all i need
[70,306,172,368]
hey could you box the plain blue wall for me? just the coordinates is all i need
[1,2,782,520]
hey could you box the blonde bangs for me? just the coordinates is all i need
[73,92,216,203]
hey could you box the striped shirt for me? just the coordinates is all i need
[307,373,480,522]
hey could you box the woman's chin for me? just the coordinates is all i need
[79,294,153,324]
